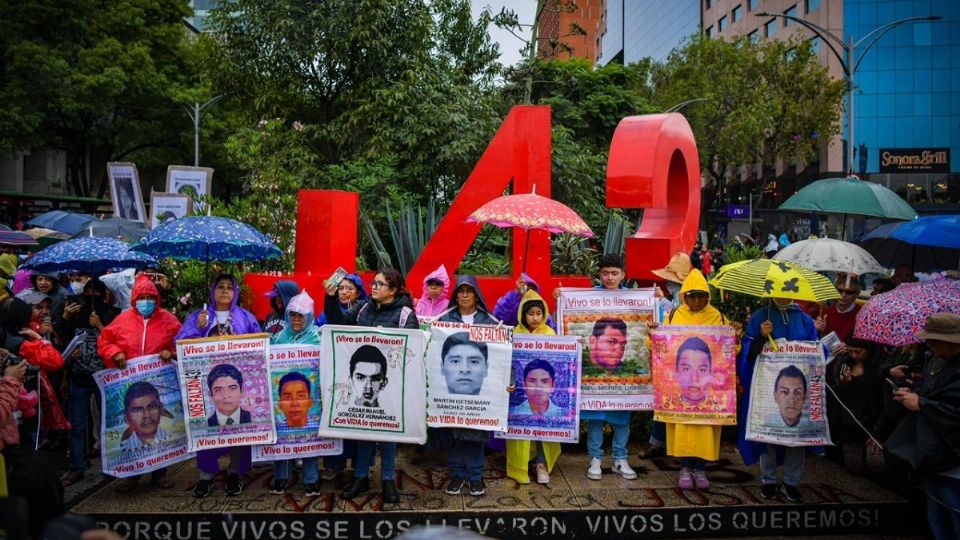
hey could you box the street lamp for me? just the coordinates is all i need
[184,95,225,167]
[756,12,941,173]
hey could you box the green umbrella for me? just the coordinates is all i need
[779,175,917,220]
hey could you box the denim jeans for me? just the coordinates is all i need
[922,474,960,540]
[649,420,666,448]
[274,457,319,484]
[67,382,95,473]
[680,457,706,472]
[586,420,629,461]
[354,441,396,481]
[448,439,485,482]
[324,439,355,473]
[760,444,805,486]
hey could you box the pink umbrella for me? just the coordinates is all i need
[853,276,960,346]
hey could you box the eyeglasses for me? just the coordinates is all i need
[127,402,161,416]
[838,289,858,296]
[370,280,387,289]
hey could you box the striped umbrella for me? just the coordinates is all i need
[709,258,840,303]
[0,230,40,247]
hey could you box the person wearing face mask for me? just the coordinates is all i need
[737,295,819,504]
[97,274,181,493]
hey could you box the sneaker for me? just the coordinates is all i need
[468,479,485,496]
[194,479,214,498]
[446,477,465,495]
[612,460,638,480]
[304,483,321,497]
[693,470,710,490]
[269,478,287,495]
[61,470,84,487]
[678,468,694,489]
[320,469,339,481]
[779,483,802,503]
[535,463,550,484]
[760,483,777,500]
[586,457,603,480]
[225,473,242,496]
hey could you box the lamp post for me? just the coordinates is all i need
[184,95,225,167]
[756,12,940,173]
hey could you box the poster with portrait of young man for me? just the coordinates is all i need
[649,325,737,425]
[107,162,147,223]
[166,165,213,213]
[93,355,194,478]
[317,325,428,444]
[176,334,277,452]
[252,344,343,462]
[555,287,659,410]
[149,191,191,230]
[746,340,831,447]
[425,321,513,432]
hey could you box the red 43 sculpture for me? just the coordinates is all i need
[244,106,700,318]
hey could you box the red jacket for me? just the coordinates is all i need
[97,276,181,368]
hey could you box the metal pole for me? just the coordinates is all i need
[193,103,201,167]
[748,193,753,233]
[846,36,855,173]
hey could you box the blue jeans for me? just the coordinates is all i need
[586,420,629,461]
[760,444,805,486]
[67,382,95,473]
[649,420,666,447]
[324,439,355,473]
[354,441,396,481]
[448,439,485,482]
[274,457,319,484]
[680,457,706,472]
[922,474,960,540]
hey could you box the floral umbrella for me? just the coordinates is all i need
[21,236,157,274]
[774,237,887,275]
[130,215,281,263]
[853,276,960,346]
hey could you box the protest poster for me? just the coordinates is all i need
[497,334,582,443]
[93,355,193,478]
[252,344,343,463]
[166,165,213,212]
[425,321,513,432]
[649,325,737,425]
[555,287,659,410]
[317,325,428,444]
[176,334,276,452]
[746,340,831,447]
[149,191,190,229]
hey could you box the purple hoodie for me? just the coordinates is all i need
[493,273,556,331]
[176,274,261,340]
[415,264,451,317]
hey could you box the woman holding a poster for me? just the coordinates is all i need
[324,267,418,504]
[507,290,562,485]
[649,269,734,490]
[97,275,181,492]
[177,274,261,498]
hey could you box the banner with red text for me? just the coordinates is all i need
[176,334,277,452]
[93,355,193,478]
[746,341,831,446]
[425,321,513,432]
[317,325,428,444]
[252,344,343,462]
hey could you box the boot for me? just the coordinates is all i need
[341,477,370,500]
[382,479,400,503]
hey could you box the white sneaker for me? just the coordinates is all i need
[586,457,603,480]
[612,460,638,480]
[535,463,550,484]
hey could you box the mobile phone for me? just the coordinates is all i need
[324,267,348,289]
[885,378,898,394]
[65,294,87,307]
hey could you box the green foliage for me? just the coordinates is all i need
[602,214,633,256]
[361,200,440,274]
[551,233,597,276]
[711,244,765,325]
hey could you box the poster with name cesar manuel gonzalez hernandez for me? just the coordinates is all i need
[555,287,659,410]
[497,334,582,443]
[746,340,832,447]
[252,344,343,463]
[425,321,513,432]
[176,334,277,452]
[317,325,428,444]
[93,355,193,478]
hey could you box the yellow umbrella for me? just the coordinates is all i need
[709,258,840,303]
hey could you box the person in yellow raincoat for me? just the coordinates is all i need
[649,269,737,490]
[507,290,562,484]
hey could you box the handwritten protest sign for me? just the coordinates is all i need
[556,287,658,410]
[176,334,276,452]
[425,321,512,432]
[93,355,193,478]
[498,334,581,443]
[650,325,737,425]
[317,325,428,444]
[252,344,343,462]
[746,340,831,446]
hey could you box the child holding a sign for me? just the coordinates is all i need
[507,290,562,484]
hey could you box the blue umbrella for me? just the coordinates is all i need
[858,215,960,271]
[26,210,96,235]
[130,216,281,262]
[21,237,158,274]
[71,217,151,243]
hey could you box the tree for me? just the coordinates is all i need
[650,35,845,207]
[0,0,196,197]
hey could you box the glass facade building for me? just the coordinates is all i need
[598,0,700,65]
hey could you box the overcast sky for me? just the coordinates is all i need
[470,0,538,67]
